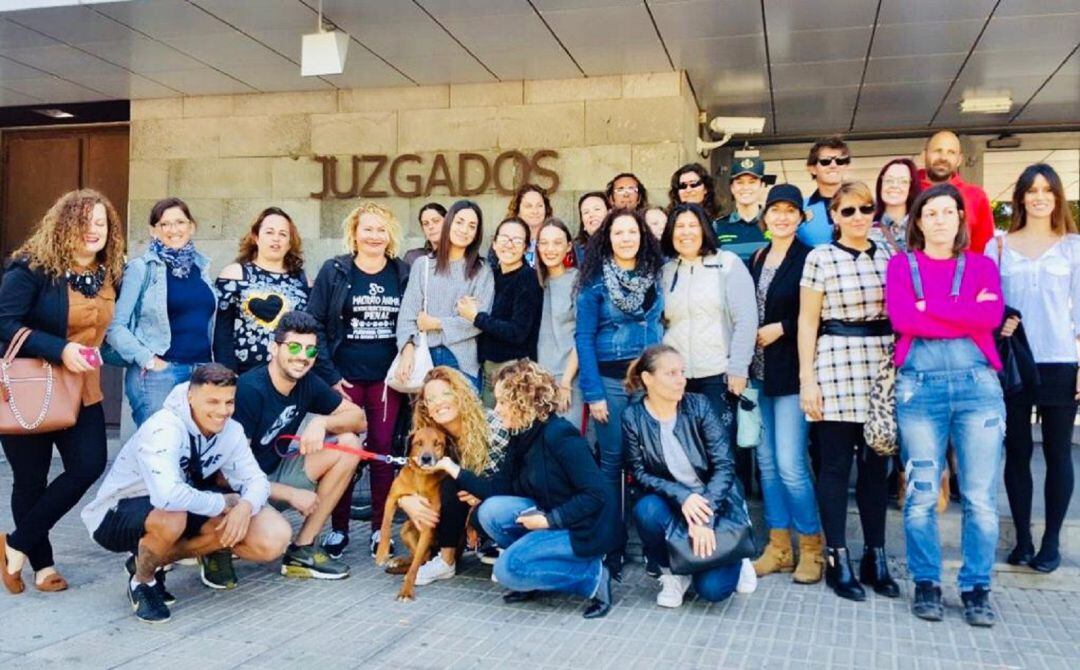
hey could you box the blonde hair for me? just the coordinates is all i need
[12,189,125,285]
[493,359,560,426]
[343,201,401,258]
[828,181,874,212]
[413,366,490,474]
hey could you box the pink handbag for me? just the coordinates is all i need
[0,328,82,435]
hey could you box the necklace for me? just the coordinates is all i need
[66,266,106,298]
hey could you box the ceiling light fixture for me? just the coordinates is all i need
[959,94,1012,114]
[301,0,349,77]
[33,108,75,119]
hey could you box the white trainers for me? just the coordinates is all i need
[656,570,692,608]
[413,555,456,586]
[736,557,758,594]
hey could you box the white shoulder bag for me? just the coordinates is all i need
[385,256,434,394]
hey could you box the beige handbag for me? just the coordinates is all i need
[0,328,82,435]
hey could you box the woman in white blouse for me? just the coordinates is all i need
[988,164,1080,574]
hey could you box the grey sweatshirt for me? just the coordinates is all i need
[661,251,758,379]
[82,383,269,535]
[396,256,495,378]
[537,268,578,377]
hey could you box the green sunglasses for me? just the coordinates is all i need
[278,341,318,358]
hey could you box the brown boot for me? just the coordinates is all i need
[793,533,825,584]
[753,529,794,577]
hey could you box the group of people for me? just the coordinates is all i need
[0,129,1075,630]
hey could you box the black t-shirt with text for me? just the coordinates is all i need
[335,262,402,381]
[233,365,343,473]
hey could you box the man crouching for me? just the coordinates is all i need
[81,363,289,624]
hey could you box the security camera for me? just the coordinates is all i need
[697,116,767,157]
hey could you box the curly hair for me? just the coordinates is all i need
[667,163,717,221]
[412,366,491,474]
[342,201,401,258]
[505,183,552,220]
[12,189,125,285]
[576,208,664,291]
[235,206,304,274]
[493,359,561,427]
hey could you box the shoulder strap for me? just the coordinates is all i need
[950,253,966,299]
[878,221,901,254]
[751,246,766,268]
[905,252,924,301]
[422,256,430,313]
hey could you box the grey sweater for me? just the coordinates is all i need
[396,256,494,378]
[537,268,578,377]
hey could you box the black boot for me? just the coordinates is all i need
[825,547,865,602]
[859,546,900,598]
[583,566,612,619]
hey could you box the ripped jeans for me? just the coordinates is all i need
[896,338,1005,591]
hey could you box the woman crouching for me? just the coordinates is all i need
[622,345,757,607]
[431,359,618,618]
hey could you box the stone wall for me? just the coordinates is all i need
[127,71,700,270]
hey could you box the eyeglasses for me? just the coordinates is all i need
[614,186,639,194]
[678,180,704,190]
[882,178,911,187]
[816,156,851,167]
[157,219,192,230]
[495,234,527,248]
[838,204,875,217]
[278,341,318,358]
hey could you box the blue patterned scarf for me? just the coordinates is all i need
[150,238,197,278]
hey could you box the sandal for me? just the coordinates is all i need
[34,570,68,593]
[0,533,26,595]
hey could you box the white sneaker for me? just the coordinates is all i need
[413,555,456,586]
[736,557,758,594]
[656,571,692,608]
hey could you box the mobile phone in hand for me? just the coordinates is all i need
[517,506,545,518]
[80,347,102,368]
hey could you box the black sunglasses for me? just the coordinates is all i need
[838,204,875,218]
[678,179,704,190]
[727,392,756,412]
[816,156,851,166]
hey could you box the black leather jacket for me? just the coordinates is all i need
[622,392,743,512]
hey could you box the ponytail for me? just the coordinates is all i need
[624,344,680,393]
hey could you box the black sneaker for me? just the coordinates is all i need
[911,581,943,622]
[323,530,349,560]
[479,544,501,566]
[128,580,171,624]
[125,554,176,605]
[961,586,996,627]
[368,530,395,559]
[281,543,350,580]
[644,557,661,579]
[200,550,237,590]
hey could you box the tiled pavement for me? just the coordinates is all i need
[2,457,1079,669]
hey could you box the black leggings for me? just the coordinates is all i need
[1004,398,1077,551]
[1,403,107,570]
[815,420,888,549]
[436,477,472,550]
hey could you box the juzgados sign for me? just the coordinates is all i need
[310,150,560,199]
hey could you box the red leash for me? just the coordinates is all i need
[275,434,408,466]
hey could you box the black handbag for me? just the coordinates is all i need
[664,498,756,575]
[995,306,1039,398]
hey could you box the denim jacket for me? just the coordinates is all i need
[105,247,214,368]
[574,274,664,403]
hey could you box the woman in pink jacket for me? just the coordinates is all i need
[886,183,1005,628]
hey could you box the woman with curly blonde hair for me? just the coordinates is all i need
[396,366,506,584]
[307,201,411,558]
[0,189,124,595]
[214,207,309,373]
[432,359,619,618]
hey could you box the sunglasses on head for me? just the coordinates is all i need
[678,179,704,190]
[838,204,875,218]
[278,341,318,358]
[816,156,851,167]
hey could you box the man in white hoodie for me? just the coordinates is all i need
[82,363,288,624]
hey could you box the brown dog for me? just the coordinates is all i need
[374,426,448,601]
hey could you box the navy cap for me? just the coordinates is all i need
[763,184,806,219]
[729,156,776,185]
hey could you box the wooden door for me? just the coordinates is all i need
[1,125,129,426]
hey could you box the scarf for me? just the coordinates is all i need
[602,258,653,314]
[151,238,197,278]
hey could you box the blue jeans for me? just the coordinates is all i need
[591,375,631,486]
[477,496,603,599]
[754,380,820,535]
[429,345,482,395]
[897,339,1005,591]
[124,362,199,427]
[631,494,740,602]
